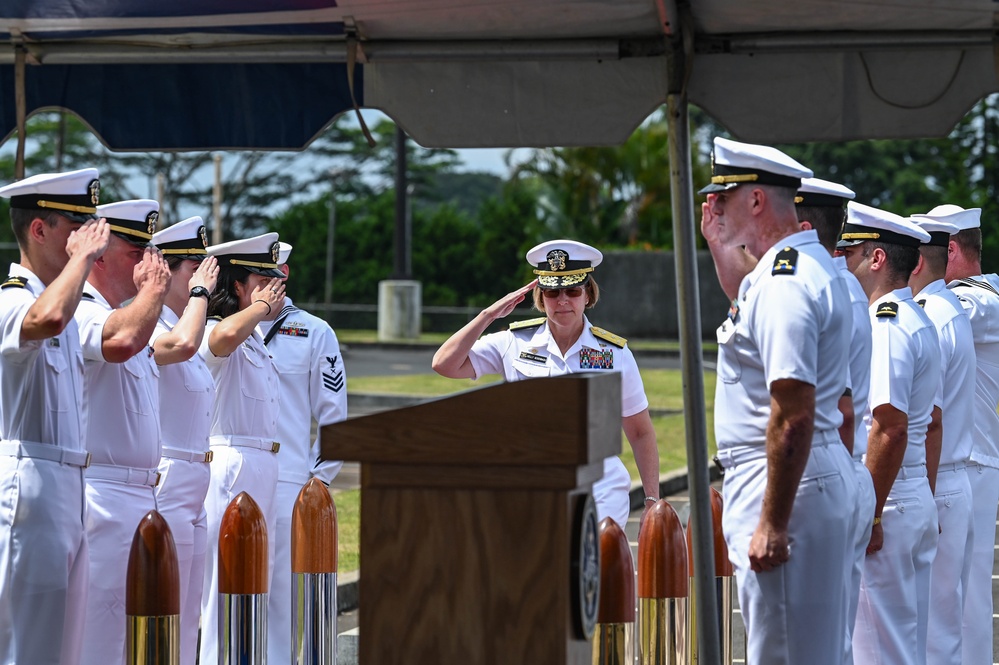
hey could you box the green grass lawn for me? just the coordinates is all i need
[337,368,716,573]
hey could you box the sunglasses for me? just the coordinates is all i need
[542,287,584,299]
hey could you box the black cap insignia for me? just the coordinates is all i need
[198,225,208,248]
[876,302,898,318]
[88,179,100,206]
[772,247,798,276]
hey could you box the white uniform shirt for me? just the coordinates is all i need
[200,318,280,440]
[0,263,85,451]
[715,230,850,450]
[75,284,161,468]
[258,299,347,484]
[151,305,214,452]
[948,274,999,468]
[915,279,975,465]
[865,287,940,468]
[837,256,872,457]
[467,314,649,417]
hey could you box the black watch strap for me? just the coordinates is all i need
[189,286,210,299]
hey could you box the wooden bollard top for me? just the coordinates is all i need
[597,517,635,623]
[219,492,269,595]
[291,478,338,574]
[686,487,733,577]
[126,510,180,616]
[637,499,688,599]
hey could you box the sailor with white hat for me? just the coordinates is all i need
[905,209,976,665]
[198,232,285,665]
[431,238,660,528]
[0,169,108,665]
[260,241,348,663]
[148,215,218,665]
[74,199,172,665]
[702,138,855,665]
[838,202,940,665]
[796,178,876,663]
[930,205,999,664]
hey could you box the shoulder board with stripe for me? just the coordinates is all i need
[208,315,223,321]
[875,302,898,318]
[590,326,627,348]
[772,247,798,276]
[955,277,999,298]
[81,292,95,300]
[509,317,546,331]
[0,276,27,290]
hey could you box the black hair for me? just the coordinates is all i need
[10,208,61,248]
[796,205,846,253]
[864,241,920,282]
[207,265,251,319]
[952,228,982,263]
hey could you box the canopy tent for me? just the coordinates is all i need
[3,3,997,664]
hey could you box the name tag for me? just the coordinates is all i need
[519,351,547,364]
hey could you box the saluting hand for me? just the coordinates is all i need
[133,246,171,294]
[190,255,220,294]
[483,279,538,321]
[66,217,110,264]
[251,277,286,313]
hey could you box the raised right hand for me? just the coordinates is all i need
[483,279,538,321]
[250,277,286,313]
[133,246,172,294]
[66,217,110,263]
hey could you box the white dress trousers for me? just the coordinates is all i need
[852,472,939,665]
[845,457,875,664]
[962,463,999,665]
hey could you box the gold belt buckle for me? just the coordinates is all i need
[154,471,162,487]
[271,442,281,454]
[204,451,214,463]
[84,452,92,469]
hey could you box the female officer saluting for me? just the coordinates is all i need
[432,239,660,526]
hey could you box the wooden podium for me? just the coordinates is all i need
[321,372,621,664]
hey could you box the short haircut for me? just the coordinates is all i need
[918,243,948,275]
[952,228,982,263]
[796,205,846,253]
[864,241,920,283]
[10,208,61,248]
[532,277,600,312]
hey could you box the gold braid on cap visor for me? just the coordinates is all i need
[710,174,759,185]
[159,247,208,255]
[839,232,881,241]
[534,267,592,287]
[228,258,279,269]
[36,200,98,214]
[108,224,152,240]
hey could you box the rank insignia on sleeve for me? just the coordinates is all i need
[875,302,898,318]
[580,347,613,369]
[519,351,547,364]
[322,355,344,392]
[0,276,26,290]
[772,247,798,276]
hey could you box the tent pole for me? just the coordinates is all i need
[667,45,723,665]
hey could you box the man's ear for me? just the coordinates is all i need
[912,252,926,276]
[799,220,813,232]
[27,217,48,244]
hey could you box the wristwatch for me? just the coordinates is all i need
[189,286,210,300]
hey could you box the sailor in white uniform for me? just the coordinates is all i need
[908,210,976,665]
[796,177,875,664]
[432,239,660,527]
[75,199,172,665]
[839,202,940,665]
[938,204,999,665]
[0,170,108,665]
[702,138,855,665]
[199,233,285,665]
[149,216,219,665]
[261,242,348,664]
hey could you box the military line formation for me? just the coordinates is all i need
[0,168,348,665]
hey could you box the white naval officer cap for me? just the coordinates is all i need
[207,232,284,278]
[796,177,855,207]
[277,242,292,266]
[699,137,813,194]
[151,216,208,260]
[837,202,931,249]
[908,213,959,248]
[526,239,602,289]
[0,168,100,223]
[911,204,981,232]
[97,199,159,247]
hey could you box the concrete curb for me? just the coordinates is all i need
[334,464,719,615]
